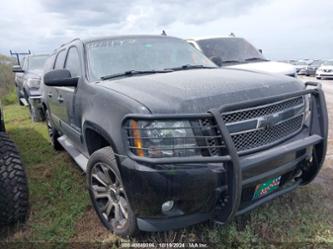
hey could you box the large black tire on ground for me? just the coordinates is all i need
[0,132,29,226]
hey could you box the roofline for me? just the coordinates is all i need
[187,36,244,42]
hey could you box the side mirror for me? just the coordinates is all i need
[258,49,263,54]
[12,65,24,73]
[210,56,223,67]
[44,69,78,87]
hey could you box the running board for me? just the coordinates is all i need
[58,135,88,172]
[20,98,29,106]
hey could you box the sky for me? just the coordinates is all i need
[0,0,332,60]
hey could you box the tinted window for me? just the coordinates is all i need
[197,38,266,63]
[54,50,67,69]
[86,37,215,81]
[65,47,81,77]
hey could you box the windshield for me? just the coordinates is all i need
[323,60,333,66]
[28,55,48,70]
[197,37,266,63]
[295,61,309,65]
[86,37,216,80]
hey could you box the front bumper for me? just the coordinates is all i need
[119,82,328,232]
[316,72,333,78]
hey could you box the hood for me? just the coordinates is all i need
[24,69,43,79]
[98,68,304,114]
[226,61,296,76]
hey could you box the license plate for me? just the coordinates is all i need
[252,176,281,200]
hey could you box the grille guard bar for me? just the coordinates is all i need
[122,81,328,224]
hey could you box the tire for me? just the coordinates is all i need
[30,105,45,122]
[0,119,5,132]
[87,146,137,237]
[45,109,62,151]
[0,132,29,226]
[16,88,23,106]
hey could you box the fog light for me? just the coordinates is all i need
[161,200,174,213]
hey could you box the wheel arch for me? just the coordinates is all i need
[83,121,120,157]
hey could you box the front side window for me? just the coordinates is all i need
[54,50,67,70]
[65,47,81,77]
[86,37,215,81]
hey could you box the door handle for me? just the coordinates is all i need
[57,96,64,103]
[48,92,53,98]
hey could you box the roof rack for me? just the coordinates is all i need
[9,50,31,65]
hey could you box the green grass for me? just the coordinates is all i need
[1,103,333,248]
[2,104,90,242]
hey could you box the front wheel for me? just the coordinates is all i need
[87,146,137,237]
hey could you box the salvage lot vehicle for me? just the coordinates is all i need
[316,60,333,79]
[41,35,328,236]
[298,60,322,76]
[187,37,297,77]
[0,104,29,226]
[12,54,48,121]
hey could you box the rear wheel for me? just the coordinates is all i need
[30,105,44,122]
[16,88,23,106]
[45,109,62,150]
[0,132,29,226]
[87,146,137,237]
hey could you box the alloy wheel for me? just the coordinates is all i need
[90,162,129,230]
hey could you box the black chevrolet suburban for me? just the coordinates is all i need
[41,35,328,236]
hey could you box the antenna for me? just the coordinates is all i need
[9,50,31,65]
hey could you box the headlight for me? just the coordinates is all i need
[127,120,200,158]
[303,95,311,127]
[26,78,41,88]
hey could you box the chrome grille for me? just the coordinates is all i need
[222,97,304,123]
[221,97,305,153]
[231,115,303,151]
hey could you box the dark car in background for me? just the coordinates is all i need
[12,54,48,121]
[187,37,296,77]
[41,35,327,236]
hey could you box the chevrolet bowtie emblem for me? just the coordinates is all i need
[258,114,279,129]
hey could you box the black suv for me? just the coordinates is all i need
[12,54,48,121]
[0,104,29,226]
[41,35,328,236]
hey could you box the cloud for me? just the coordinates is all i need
[40,0,267,27]
[0,0,332,60]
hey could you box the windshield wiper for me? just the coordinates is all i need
[164,64,216,71]
[221,60,241,64]
[100,69,173,80]
[245,57,268,62]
